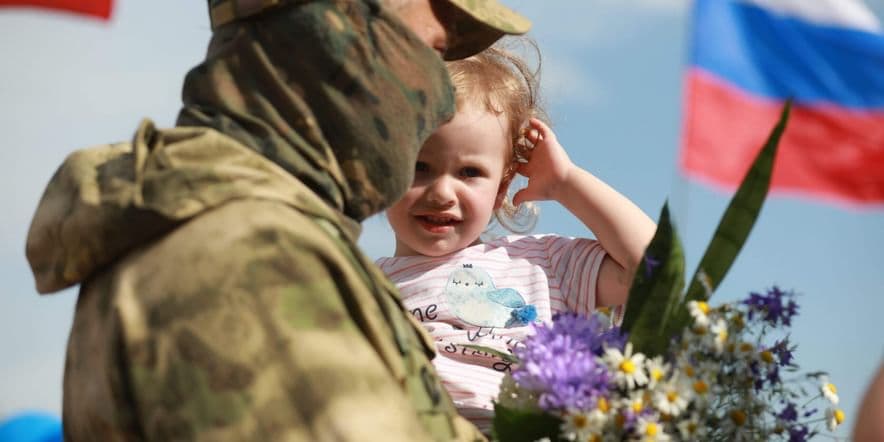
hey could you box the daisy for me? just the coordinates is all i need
[617,390,650,416]
[645,356,669,389]
[586,398,610,432]
[676,412,707,440]
[820,378,840,404]
[579,432,605,442]
[561,410,593,440]
[687,300,711,327]
[758,349,776,366]
[688,376,712,405]
[734,342,755,358]
[721,408,753,442]
[636,416,671,441]
[826,407,845,431]
[652,377,692,417]
[709,318,729,354]
[603,342,648,390]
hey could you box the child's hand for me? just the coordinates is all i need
[512,118,576,206]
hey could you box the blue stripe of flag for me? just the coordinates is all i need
[691,0,884,109]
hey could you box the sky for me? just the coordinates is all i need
[1,0,882,438]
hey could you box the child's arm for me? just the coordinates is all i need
[513,118,657,307]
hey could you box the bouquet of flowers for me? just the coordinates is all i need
[486,103,847,441]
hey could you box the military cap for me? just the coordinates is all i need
[207,0,530,60]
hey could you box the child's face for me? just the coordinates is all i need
[387,102,511,257]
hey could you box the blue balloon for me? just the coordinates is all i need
[0,412,62,442]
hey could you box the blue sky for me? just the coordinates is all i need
[1,0,882,438]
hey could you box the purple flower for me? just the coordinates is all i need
[788,424,811,442]
[778,402,798,423]
[742,286,799,327]
[511,313,616,411]
[772,338,795,366]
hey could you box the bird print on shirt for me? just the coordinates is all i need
[443,264,537,328]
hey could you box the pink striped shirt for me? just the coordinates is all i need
[376,234,609,434]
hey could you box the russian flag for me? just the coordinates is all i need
[681,0,884,205]
[0,0,113,19]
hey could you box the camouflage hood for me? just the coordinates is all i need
[26,1,455,294]
[177,0,454,221]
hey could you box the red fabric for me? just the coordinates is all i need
[0,0,112,19]
[681,69,884,206]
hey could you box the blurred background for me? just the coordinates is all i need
[1,0,882,439]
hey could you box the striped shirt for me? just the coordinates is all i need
[376,234,609,434]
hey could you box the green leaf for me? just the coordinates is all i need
[492,403,564,442]
[682,101,791,303]
[621,202,686,357]
[461,344,520,364]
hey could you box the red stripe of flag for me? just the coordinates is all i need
[681,70,884,206]
[0,0,112,19]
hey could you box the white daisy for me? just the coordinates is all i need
[617,390,650,416]
[826,407,845,431]
[561,410,593,440]
[675,356,698,379]
[604,342,648,390]
[652,378,692,417]
[586,398,610,432]
[721,408,754,442]
[734,341,755,359]
[645,356,669,389]
[636,416,671,441]
[820,379,840,404]
[676,412,707,440]
[687,376,712,405]
[709,318,729,354]
[758,349,775,365]
[687,300,711,327]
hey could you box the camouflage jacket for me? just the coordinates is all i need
[26,122,485,441]
[26,1,487,440]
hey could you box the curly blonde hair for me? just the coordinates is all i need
[446,39,545,233]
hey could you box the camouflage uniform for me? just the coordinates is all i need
[26,0,528,440]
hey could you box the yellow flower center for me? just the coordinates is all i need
[615,413,625,429]
[697,302,710,314]
[739,342,754,353]
[667,391,679,403]
[687,422,698,433]
[588,435,602,442]
[632,400,644,413]
[597,397,609,413]
[645,422,658,436]
[717,329,728,341]
[732,314,745,329]
[652,368,664,381]
[827,383,838,394]
[684,366,696,377]
[572,414,588,428]
[693,325,708,335]
[620,360,636,374]
[835,409,845,424]
[730,410,747,426]
[760,350,775,364]
[693,380,709,394]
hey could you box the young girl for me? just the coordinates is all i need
[376,46,657,433]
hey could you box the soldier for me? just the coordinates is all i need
[25,0,529,440]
